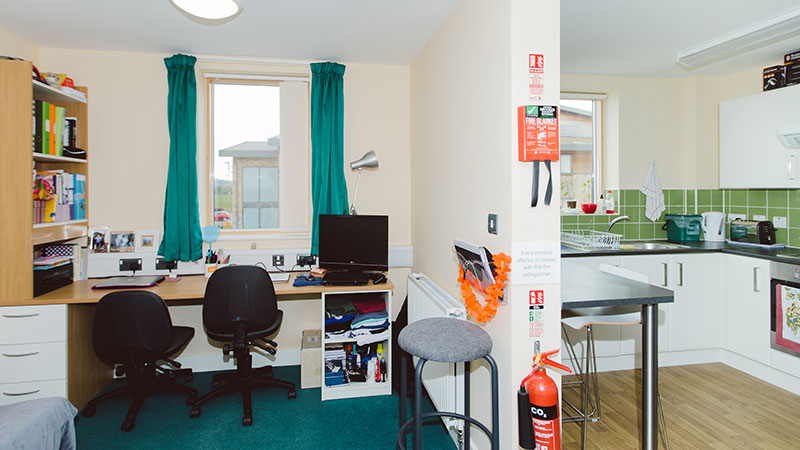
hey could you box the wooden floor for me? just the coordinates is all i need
[561,363,800,449]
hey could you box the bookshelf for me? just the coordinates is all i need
[0,59,89,303]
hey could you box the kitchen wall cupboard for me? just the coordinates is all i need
[719,84,800,189]
[724,254,771,365]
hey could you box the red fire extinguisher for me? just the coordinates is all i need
[518,349,571,450]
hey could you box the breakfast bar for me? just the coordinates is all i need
[562,263,674,450]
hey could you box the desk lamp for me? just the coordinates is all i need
[349,150,379,215]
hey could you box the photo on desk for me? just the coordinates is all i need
[136,230,159,252]
[89,227,109,253]
[109,231,135,253]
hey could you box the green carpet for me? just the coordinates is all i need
[75,366,456,450]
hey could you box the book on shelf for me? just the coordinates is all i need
[42,101,49,154]
[48,103,55,155]
[60,86,87,102]
[33,170,86,224]
[33,100,68,155]
[32,99,42,152]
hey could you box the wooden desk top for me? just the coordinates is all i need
[5,274,394,306]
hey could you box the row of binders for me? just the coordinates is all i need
[32,99,78,156]
[33,170,86,224]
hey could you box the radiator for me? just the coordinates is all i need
[407,273,467,445]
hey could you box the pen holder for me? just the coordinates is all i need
[216,262,231,271]
[204,263,217,278]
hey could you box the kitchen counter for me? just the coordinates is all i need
[562,263,674,309]
[562,239,800,264]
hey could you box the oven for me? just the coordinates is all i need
[770,262,800,358]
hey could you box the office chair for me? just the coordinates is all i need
[81,291,197,432]
[189,265,297,426]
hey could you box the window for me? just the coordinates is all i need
[207,76,309,233]
[559,95,603,208]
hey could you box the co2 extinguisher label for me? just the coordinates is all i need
[530,404,558,420]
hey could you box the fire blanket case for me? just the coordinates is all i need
[518,105,559,207]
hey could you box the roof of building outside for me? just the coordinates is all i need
[218,136,279,159]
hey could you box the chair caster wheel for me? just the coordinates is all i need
[184,374,194,383]
[242,414,253,426]
[186,394,197,406]
[288,389,297,399]
[211,380,221,389]
[190,405,201,418]
[82,405,96,418]
[121,418,135,432]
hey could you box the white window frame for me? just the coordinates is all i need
[202,71,312,239]
[560,92,605,205]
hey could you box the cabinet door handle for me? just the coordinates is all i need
[2,351,39,358]
[753,267,760,292]
[2,313,40,318]
[678,262,684,287]
[662,262,668,287]
[2,389,40,397]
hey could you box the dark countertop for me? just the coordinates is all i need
[562,263,674,309]
[562,239,800,265]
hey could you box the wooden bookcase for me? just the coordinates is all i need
[0,59,89,303]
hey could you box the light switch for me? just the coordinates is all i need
[488,213,498,234]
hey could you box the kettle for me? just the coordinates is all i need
[701,211,725,241]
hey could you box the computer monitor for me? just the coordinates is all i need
[318,214,388,273]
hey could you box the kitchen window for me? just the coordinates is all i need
[206,76,310,233]
[560,94,603,208]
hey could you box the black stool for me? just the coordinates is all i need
[397,317,499,450]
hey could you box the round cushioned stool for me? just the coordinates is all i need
[397,317,499,450]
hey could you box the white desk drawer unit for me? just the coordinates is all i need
[0,305,67,344]
[0,379,68,406]
[0,305,68,405]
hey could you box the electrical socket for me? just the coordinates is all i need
[728,213,746,222]
[119,258,142,272]
[297,254,316,267]
[155,256,178,271]
[272,254,284,267]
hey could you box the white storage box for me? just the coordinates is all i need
[301,329,321,389]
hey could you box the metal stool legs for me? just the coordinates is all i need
[398,352,499,450]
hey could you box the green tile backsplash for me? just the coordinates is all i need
[561,188,800,247]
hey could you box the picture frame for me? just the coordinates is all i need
[136,230,160,252]
[89,226,110,253]
[109,231,136,253]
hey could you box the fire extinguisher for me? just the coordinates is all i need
[518,348,571,450]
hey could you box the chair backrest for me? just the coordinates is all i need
[92,290,173,362]
[202,265,279,336]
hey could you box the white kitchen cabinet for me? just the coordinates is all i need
[668,253,721,351]
[725,254,771,365]
[719,84,800,188]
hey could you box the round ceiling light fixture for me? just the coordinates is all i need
[169,0,243,25]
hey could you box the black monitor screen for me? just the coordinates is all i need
[318,215,388,272]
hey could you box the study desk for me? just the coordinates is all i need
[2,274,394,409]
[562,265,673,450]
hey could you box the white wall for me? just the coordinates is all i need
[38,47,413,355]
[0,27,38,63]
[411,0,560,448]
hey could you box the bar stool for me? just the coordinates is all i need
[562,308,670,450]
[397,317,499,450]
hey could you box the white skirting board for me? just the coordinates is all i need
[86,245,413,278]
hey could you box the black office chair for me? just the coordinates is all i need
[81,291,197,431]
[189,265,296,426]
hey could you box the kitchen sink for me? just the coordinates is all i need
[617,241,690,251]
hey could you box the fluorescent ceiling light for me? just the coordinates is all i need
[169,0,242,25]
[677,7,800,69]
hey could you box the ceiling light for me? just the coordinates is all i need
[677,7,800,69]
[169,0,242,25]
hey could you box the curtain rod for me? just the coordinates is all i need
[204,73,309,82]
[193,53,316,65]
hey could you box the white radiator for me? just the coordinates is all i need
[407,273,467,445]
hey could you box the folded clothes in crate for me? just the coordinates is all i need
[352,297,386,314]
[326,297,357,316]
[352,310,388,327]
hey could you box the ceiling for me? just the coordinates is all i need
[562,0,800,77]
[0,0,460,65]
[2,1,800,75]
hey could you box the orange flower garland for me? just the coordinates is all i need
[458,252,511,323]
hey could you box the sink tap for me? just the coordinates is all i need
[607,215,630,233]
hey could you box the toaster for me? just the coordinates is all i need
[729,220,776,245]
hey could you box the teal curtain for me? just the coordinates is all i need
[310,62,349,254]
[158,54,202,262]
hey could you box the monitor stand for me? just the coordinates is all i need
[322,271,370,286]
